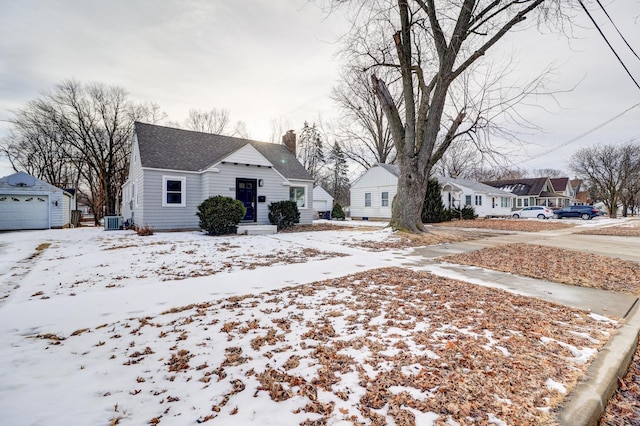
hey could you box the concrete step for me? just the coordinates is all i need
[237,224,277,235]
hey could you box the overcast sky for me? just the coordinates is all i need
[1,0,638,179]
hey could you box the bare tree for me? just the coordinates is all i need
[331,65,396,168]
[297,122,326,182]
[4,79,144,222]
[184,108,249,138]
[268,117,293,144]
[570,143,640,218]
[328,0,573,232]
[532,168,567,178]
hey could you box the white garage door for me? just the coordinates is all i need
[0,195,49,230]
[315,200,327,212]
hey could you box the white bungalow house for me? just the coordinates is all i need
[121,123,314,231]
[312,186,334,219]
[350,163,515,220]
[438,176,515,217]
[0,171,72,230]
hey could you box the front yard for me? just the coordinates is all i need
[0,219,637,425]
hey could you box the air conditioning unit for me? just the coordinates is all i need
[104,216,123,231]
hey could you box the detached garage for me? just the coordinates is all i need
[0,172,72,231]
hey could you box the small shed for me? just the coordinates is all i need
[313,186,334,217]
[0,172,72,230]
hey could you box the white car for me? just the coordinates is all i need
[511,206,553,219]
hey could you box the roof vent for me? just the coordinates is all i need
[7,172,36,187]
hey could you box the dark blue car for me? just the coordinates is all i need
[556,205,599,220]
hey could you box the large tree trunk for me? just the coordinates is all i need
[389,158,428,233]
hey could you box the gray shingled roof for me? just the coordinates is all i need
[483,178,549,197]
[436,176,515,197]
[134,122,313,181]
[376,163,400,177]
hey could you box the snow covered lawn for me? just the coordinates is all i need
[0,225,619,425]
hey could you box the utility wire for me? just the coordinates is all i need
[595,0,640,61]
[578,0,640,91]
[517,101,640,164]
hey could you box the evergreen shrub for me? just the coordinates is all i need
[268,200,300,230]
[196,196,246,235]
[332,202,345,220]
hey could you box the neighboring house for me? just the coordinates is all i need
[350,163,514,219]
[484,177,571,209]
[121,122,314,231]
[0,171,72,230]
[350,163,398,220]
[313,186,334,218]
[437,176,516,217]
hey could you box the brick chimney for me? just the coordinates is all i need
[282,130,296,156]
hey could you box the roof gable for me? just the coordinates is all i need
[214,144,273,168]
[134,122,312,181]
[436,176,515,197]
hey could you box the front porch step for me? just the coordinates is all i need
[237,224,278,235]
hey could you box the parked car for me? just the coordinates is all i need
[556,205,600,220]
[511,206,554,219]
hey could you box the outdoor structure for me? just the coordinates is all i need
[0,171,72,230]
[121,122,314,231]
[484,177,572,209]
[350,163,514,220]
[312,186,334,219]
[437,176,516,217]
[350,163,398,220]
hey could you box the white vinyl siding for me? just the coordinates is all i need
[350,165,397,220]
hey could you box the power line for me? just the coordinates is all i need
[578,0,640,91]
[517,101,640,164]
[595,0,640,62]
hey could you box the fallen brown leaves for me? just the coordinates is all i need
[600,342,640,425]
[346,230,482,251]
[580,224,640,237]
[87,267,615,425]
[441,244,640,296]
[279,223,380,233]
[434,218,574,232]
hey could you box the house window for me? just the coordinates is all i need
[381,191,389,207]
[465,195,472,206]
[290,186,306,208]
[523,198,529,207]
[364,192,372,207]
[475,195,482,206]
[501,197,510,208]
[516,198,522,208]
[162,176,186,207]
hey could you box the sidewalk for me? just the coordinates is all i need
[402,223,640,426]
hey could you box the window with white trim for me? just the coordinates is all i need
[290,186,306,208]
[364,192,372,207]
[162,176,186,207]
[381,191,389,207]
[465,195,472,206]
[474,195,482,206]
[516,198,522,208]
[501,197,510,208]
[523,198,529,207]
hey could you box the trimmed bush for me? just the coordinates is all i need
[269,200,300,230]
[196,196,246,235]
[444,206,478,221]
[332,202,345,220]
